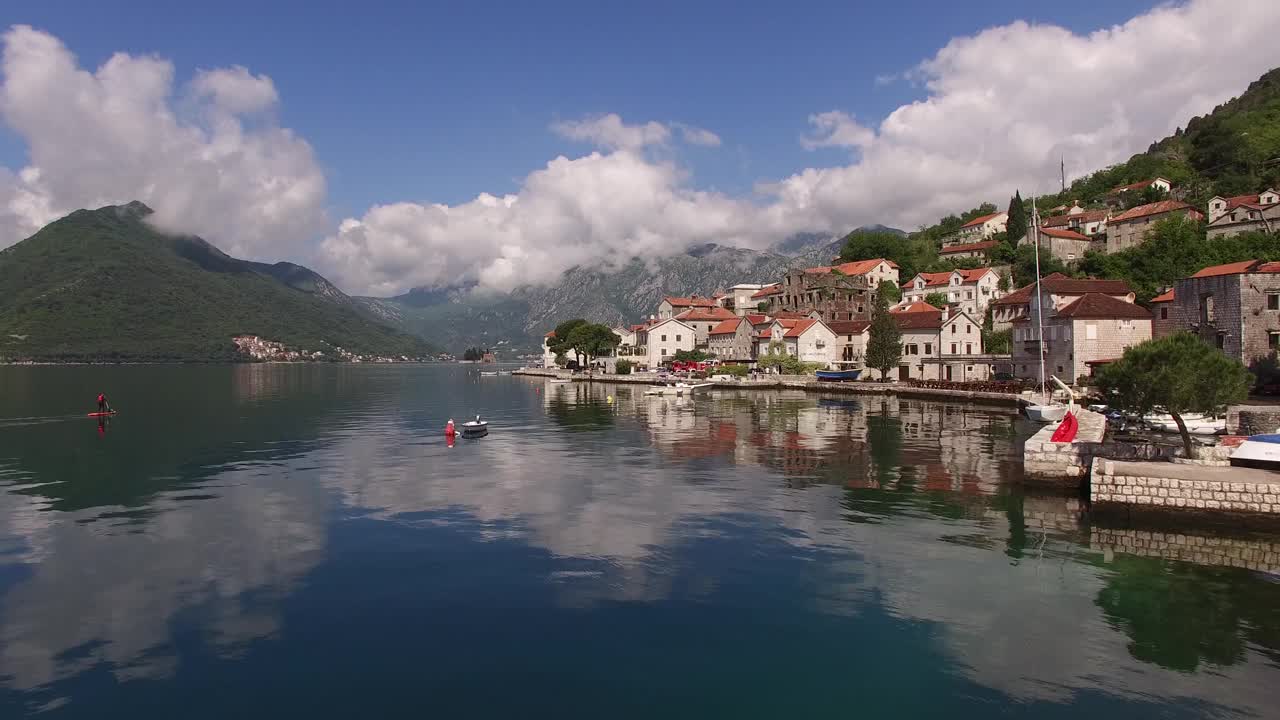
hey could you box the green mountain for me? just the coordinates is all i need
[0,202,437,362]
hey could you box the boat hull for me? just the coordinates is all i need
[815,369,862,382]
[1025,404,1066,423]
[1230,434,1280,469]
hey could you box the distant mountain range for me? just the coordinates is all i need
[0,202,437,362]
[354,229,904,354]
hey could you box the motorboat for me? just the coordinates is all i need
[461,415,489,437]
[1141,412,1225,435]
[1230,433,1280,469]
[1024,403,1067,423]
[480,371,499,376]
[647,382,713,397]
[815,369,862,382]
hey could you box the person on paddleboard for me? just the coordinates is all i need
[97,392,111,414]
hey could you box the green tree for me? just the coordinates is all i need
[1010,242,1071,288]
[550,318,588,364]
[923,292,949,308]
[756,340,821,375]
[565,322,620,368]
[1005,191,1027,245]
[614,358,633,375]
[877,279,902,304]
[672,348,714,362]
[982,309,1010,354]
[865,299,902,381]
[1095,333,1250,457]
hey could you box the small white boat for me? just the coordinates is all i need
[461,415,489,436]
[1231,433,1280,469]
[1025,403,1066,423]
[647,382,713,397]
[1142,413,1225,435]
[480,371,499,376]
[549,378,573,384]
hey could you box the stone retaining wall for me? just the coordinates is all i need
[1090,526,1280,573]
[1227,405,1280,436]
[1023,409,1180,483]
[1092,459,1280,514]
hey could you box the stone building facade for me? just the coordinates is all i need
[1205,189,1278,239]
[1017,227,1095,263]
[706,317,755,363]
[1165,260,1280,368]
[1106,200,1204,253]
[1148,289,1176,339]
[1012,292,1152,383]
[767,259,897,323]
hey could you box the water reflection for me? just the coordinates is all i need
[0,367,1278,718]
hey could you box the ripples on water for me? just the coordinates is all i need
[0,364,1277,718]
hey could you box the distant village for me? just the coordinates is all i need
[542,181,1280,384]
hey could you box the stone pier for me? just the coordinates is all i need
[1090,526,1280,573]
[1092,459,1280,518]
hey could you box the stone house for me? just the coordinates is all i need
[767,258,898,323]
[1205,189,1279,239]
[1011,293,1152,383]
[644,318,696,368]
[673,307,738,346]
[1149,289,1176,339]
[889,304,987,380]
[827,320,870,369]
[900,268,1004,319]
[706,317,755,363]
[657,295,718,320]
[1105,177,1172,208]
[1105,200,1204,253]
[749,283,782,312]
[943,211,1008,246]
[1041,204,1109,238]
[937,239,999,261]
[990,273,1135,331]
[717,284,767,316]
[1017,226,1094,263]
[759,318,837,368]
[1165,259,1280,369]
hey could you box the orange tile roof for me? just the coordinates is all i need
[745,313,771,325]
[674,307,737,321]
[939,240,998,255]
[545,330,556,337]
[961,212,1003,228]
[911,271,953,288]
[1110,178,1166,194]
[1041,209,1109,227]
[1056,293,1152,319]
[1150,289,1174,303]
[751,283,782,299]
[910,268,995,288]
[783,319,819,337]
[891,300,941,314]
[1038,227,1090,241]
[1191,260,1261,277]
[992,273,1134,305]
[629,324,647,332]
[1219,194,1262,210]
[708,317,745,335]
[663,295,718,308]
[827,320,871,334]
[1109,200,1201,223]
[804,258,892,276]
[894,309,943,330]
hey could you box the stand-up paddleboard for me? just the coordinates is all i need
[87,411,117,417]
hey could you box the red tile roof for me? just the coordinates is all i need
[910,268,996,287]
[1038,227,1090,241]
[804,258,892,276]
[1191,260,1262,277]
[662,295,718,308]
[961,212,1004,229]
[1055,293,1152,319]
[894,309,943,330]
[827,320,871,334]
[1219,194,1261,210]
[783,319,820,338]
[911,271,953,288]
[1041,209,1109,227]
[939,240,998,255]
[1149,289,1174,303]
[992,273,1134,305]
[545,331,556,338]
[1109,200,1201,223]
[750,283,782,299]
[674,307,737,321]
[891,300,941,314]
[708,317,745,335]
[629,324,648,332]
[745,313,771,326]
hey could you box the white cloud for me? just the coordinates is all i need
[800,111,875,150]
[551,113,671,151]
[673,122,722,147]
[0,25,326,259]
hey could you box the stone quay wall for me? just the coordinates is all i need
[1023,409,1180,483]
[1227,405,1280,436]
[1090,526,1280,574]
[1092,459,1280,516]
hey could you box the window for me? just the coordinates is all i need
[951,325,957,334]
[1216,334,1225,349]
[905,343,919,355]
[1200,293,1215,324]
[1020,365,1027,372]
[1056,365,1064,373]
[1270,333,1280,349]
[966,324,972,334]
[965,343,972,354]
[1085,324,1097,340]
[661,334,667,342]
[676,334,682,342]
[1269,294,1280,311]
[661,348,667,356]
[1160,306,1168,320]
[924,343,933,355]
[966,365,974,371]
[966,291,973,299]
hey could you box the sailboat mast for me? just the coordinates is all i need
[1032,197,1047,396]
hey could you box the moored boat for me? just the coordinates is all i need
[1230,433,1280,469]
[461,415,489,437]
[1024,403,1066,423]
[815,369,862,382]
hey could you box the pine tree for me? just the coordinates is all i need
[1006,191,1027,245]
[865,296,903,381]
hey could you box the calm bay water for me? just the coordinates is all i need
[0,364,1278,718]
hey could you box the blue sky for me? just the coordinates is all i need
[2,0,1155,219]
